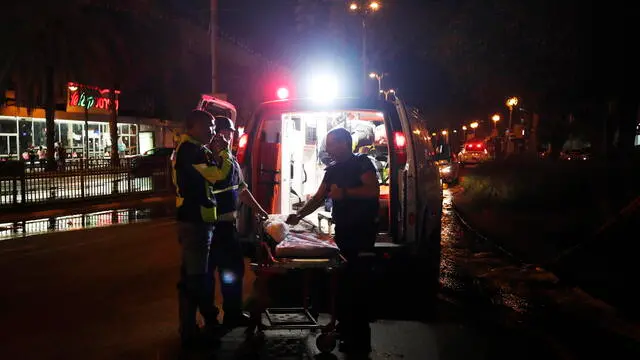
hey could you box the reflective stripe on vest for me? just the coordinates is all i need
[211,184,240,195]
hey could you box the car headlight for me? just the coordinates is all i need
[440,166,451,174]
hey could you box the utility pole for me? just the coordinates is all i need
[210,0,218,94]
[361,15,368,96]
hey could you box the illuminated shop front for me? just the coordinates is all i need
[0,115,140,159]
[0,83,176,160]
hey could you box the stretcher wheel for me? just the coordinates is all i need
[316,333,337,353]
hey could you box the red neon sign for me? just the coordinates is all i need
[67,82,120,113]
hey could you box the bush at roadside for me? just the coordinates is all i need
[460,155,638,220]
[458,154,640,315]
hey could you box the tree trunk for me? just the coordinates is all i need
[45,66,57,171]
[109,85,119,167]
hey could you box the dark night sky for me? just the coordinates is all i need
[216,0,623,126]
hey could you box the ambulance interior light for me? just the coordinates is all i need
[309,74,339,102]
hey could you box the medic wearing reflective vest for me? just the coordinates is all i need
[208,117,246,222]
[171,127,233,223]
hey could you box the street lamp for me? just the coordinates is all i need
[470,121,479,137]
[370,72,384,93]
[379,87,394,101]
[348,1,381,95]
[462,125,467,140]
[505,97,519,134]
[491,114,500,131]
[441,130,449,143]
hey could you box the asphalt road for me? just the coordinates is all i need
[0,187,631,359]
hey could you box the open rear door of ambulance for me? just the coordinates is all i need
[197,94,238,122]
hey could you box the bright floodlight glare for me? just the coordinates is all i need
[276,87,289,100]
[369,1,380,11]
[369,72,377,78]
[309,74,339,101]
[349,3,358,10]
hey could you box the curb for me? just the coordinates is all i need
[452,198,640,351]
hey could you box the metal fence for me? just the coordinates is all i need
[0,158,172,208]
[0,208,154,239]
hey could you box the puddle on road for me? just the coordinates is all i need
[0,206,173,241]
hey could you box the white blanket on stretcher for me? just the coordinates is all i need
[264,214,340,258]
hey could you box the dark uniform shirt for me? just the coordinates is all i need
[322,154,379,251]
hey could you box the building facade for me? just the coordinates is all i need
[0,103,175,160]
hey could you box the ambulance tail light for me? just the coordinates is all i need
[237,133,249,164]
[393,131,407,165]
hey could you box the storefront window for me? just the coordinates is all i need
[0,117,142,158]
[0,136,8,155]
[117,123,138,155]
[9,136,17,156]
[18,119,32,151]
[33,121,46,148]
[58,122,70,148]
[0,119,17,133]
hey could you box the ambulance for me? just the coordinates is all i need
[197,79,443,320]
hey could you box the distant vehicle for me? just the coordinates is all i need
[458,141,490,166]
[434,143,459,184]
[560,148,590,161]
[131,147,174,178]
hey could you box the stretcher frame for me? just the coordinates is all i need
[244,217,346,353]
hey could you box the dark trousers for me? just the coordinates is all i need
[335,225,375,348]
[209,221,245,321]
[177,221,217,339]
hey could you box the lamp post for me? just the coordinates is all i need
[469,121,479,137]
[491,114,500,130]
[210,0,218,94]
[505,97,519,154]
[462,125,467,141]
[379,88,395,101]
[369,72,384,93]
[348,1,381,95]
[441,129,448,144]
[491,114,500,137]
[506,97,519,135]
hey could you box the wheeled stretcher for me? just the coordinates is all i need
[244,215,345,354]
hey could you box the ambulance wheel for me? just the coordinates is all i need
[316,333,336,353]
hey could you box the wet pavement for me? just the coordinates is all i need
[0,186,638,359]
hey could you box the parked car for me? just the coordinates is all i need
[131,147,174,178]
[458,140,490,166]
